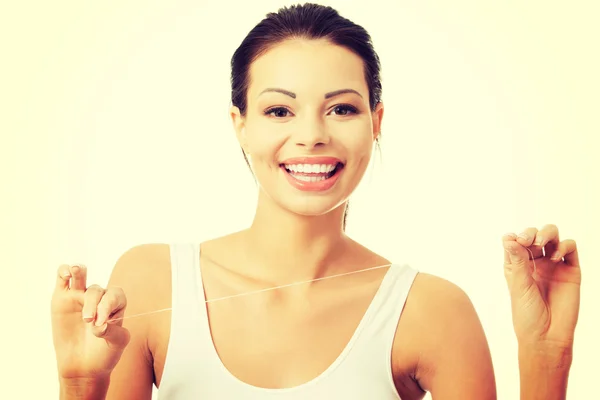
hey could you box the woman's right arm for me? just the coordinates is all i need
[53,245,158,400]
[103,245,160,399]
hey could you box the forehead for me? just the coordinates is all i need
[247,38,368,99]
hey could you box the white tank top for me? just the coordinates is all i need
[158,243,419,399]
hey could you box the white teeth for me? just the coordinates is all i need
[289,174,328,182]
[284,163,337,174]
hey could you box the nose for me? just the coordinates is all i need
[293,118,330,149]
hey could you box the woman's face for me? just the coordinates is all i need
[231,38,383,218]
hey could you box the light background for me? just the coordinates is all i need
[1,0,598,398]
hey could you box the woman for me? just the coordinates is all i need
[51,3,581,399]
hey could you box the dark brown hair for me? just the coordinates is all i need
[230,3,383,230]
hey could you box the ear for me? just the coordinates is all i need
[372,102,384,142]
[230,105,248,153]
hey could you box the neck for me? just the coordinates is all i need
[241,192,350,282]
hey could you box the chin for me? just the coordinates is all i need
[286,199,347,217]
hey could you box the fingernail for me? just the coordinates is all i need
[82,315,94,322]
[534,236,544,246]
[62,272,71,278]
[100,324,108,334]
[95,318,104,327]
[517,233,529,241]
[71,265,80,274]
[551,251,561,261]
[504,233,517,239]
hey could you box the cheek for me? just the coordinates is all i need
[245,125,284,157]
[334,124,374,159]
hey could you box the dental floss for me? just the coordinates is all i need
[108,248,541,324]
[107,263,392,323]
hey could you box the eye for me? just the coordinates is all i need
[264,107,293,118]
[329,104,359,116]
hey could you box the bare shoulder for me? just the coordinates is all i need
[105,243,172,348]
[393,273,496,399]
[110,243,171,281]
[409,272,474,316]
[109,243,170,286]
[108,243,172,318]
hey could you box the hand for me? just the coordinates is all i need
[502,224,581,350]
[51,264,130,381]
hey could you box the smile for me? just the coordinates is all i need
[284,163,340,180]
[279,158,345,192]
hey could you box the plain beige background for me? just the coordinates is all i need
[2,0,598,398]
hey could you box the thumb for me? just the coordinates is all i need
[93,323,131,350]
[503,239,536,294]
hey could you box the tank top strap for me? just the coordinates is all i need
[343,263,419,360]
[169,242,204,314]
[159,243,213,398]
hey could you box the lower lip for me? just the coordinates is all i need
[281,165,344,192]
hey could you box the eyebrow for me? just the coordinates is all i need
[259,88,363,99]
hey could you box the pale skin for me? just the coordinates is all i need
[51,39,581,400]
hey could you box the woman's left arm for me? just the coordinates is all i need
[407,274,497,399]
[503,224,581,400]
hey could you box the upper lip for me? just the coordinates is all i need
[280,156,344,165]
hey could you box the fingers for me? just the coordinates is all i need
[503,226,579,288]
[503,233,516,265]
[516,227,543,258]
[554,239,580,266]
[516,227,538,247]
[536,224,560,258]
[55,264,72,291]
[81,285,105,323]
[503,237,531,268]
[54,264,88,292]
[94,287,127,328]
[533,224,559,247]
[79,285,129,348]
[70,264,87,291]
[502,234,536,292]
[92,322,131,350]
[89,287,129,349]
[514,225,562,260]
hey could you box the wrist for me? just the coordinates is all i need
[518,342,572,400]
[59,376,110,400]
[518,341,573,369]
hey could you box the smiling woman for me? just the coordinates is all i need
[50,3,581,400]
[233,34,382,227]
